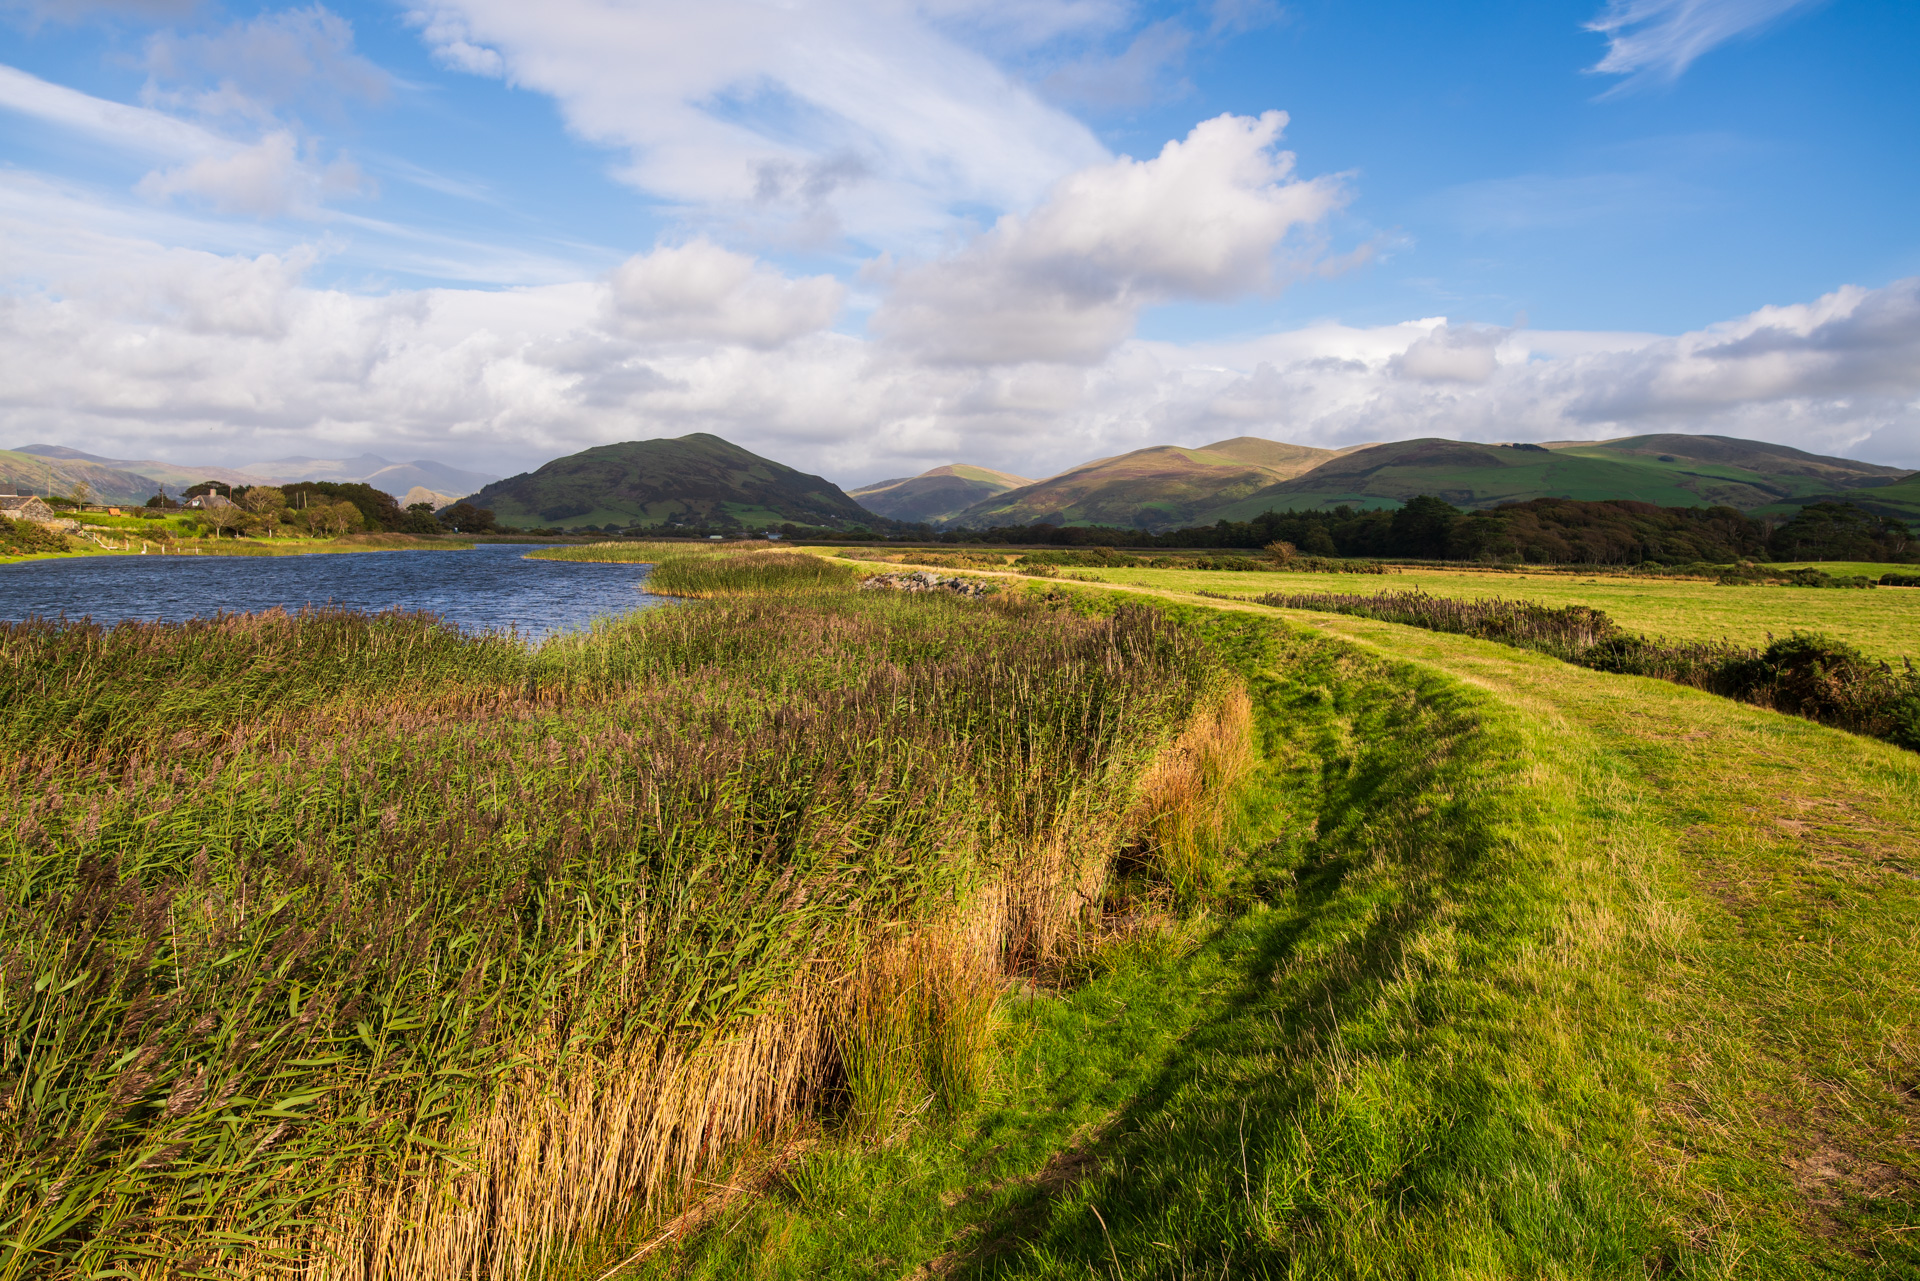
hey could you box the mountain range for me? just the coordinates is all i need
[866,433,1917,532]
[1,445,496,506]
[11,430,1913,535]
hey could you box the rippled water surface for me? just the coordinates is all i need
[0,545,664,638]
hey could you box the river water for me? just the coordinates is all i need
[0,544,665,638]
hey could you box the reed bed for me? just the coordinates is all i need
[0,588,1238,1279]
[642,551,855,597]
[524,541,745,565]
[1246,587,1920,749]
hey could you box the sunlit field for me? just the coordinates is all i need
[985,562,1920,661]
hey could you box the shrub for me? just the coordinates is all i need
[1245,588,1920,752]
[0,514,68,557]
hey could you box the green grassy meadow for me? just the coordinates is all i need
[1025,562,1920,661]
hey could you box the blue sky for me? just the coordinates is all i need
[1,0,1916,481]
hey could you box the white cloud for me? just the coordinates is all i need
[409,11,504,77]
[143,6,390,117]
[135,130,366,218]
[403,0,1109,246]
[1585,0,1825,85]
[607,239,845,348]
[872,112,1350,365]
[4,200,1914,485]
[0,62,218,160]
[0,64,367,220]
[1392,323,1504,383]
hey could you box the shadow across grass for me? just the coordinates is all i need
[945,622,1662,1279]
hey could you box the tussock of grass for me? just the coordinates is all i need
[0,591,1239,1278]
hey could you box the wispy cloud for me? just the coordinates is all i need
[404,0,1111,251]
[1585,0,1826,85]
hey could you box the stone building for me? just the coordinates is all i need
[0,494,58,523]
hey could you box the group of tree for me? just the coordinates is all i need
[930,496,1917,565]
[150,481,498,540]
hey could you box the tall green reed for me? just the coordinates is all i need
[0,590,1231,1278]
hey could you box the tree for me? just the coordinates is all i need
[297,500,361,538]
[239,485,286,514]
[1388,495,1461,559]
[1769,502,1917,563]
[436,502,497,534]
[70,480,92,507]
[400,502,440,535]
[197,502,246,539]
[235,486,287,538]
[282,482,404,531]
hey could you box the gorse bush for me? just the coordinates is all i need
[1246,588,1920,751]
[0,591,1237,1278]
[0,516,68,558]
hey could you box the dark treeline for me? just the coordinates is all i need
[930,496,1918,565]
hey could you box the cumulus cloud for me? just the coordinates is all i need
[135,130,367,217]
[402,0,1108,245]
[1585,0,1825,85]
[1392,323,1506,383]
[872,112,1349,365]
[607,240,845,348]
[4,193,1914,486]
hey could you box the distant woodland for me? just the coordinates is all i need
[936,497,1919,564]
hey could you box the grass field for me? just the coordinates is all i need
[10,550,1917,1278]
[622,577,1920,1279]
[1013,563,1920,661]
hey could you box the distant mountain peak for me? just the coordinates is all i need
[471,433,874,529]
[850,462,1035,524]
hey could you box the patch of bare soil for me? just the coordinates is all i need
[1759,1106,1916,1250]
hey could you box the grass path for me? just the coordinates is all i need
[1025,562,1920,661]
[591,559,1920,1278]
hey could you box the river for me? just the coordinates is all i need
[0,544,665,638]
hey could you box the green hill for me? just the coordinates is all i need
[849,464,1034,524]
[1754,475,1920,526]
[0,448,175,504]
[469,433,876,530]
[951,438,1347,531]
[1202,434,1913,520]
